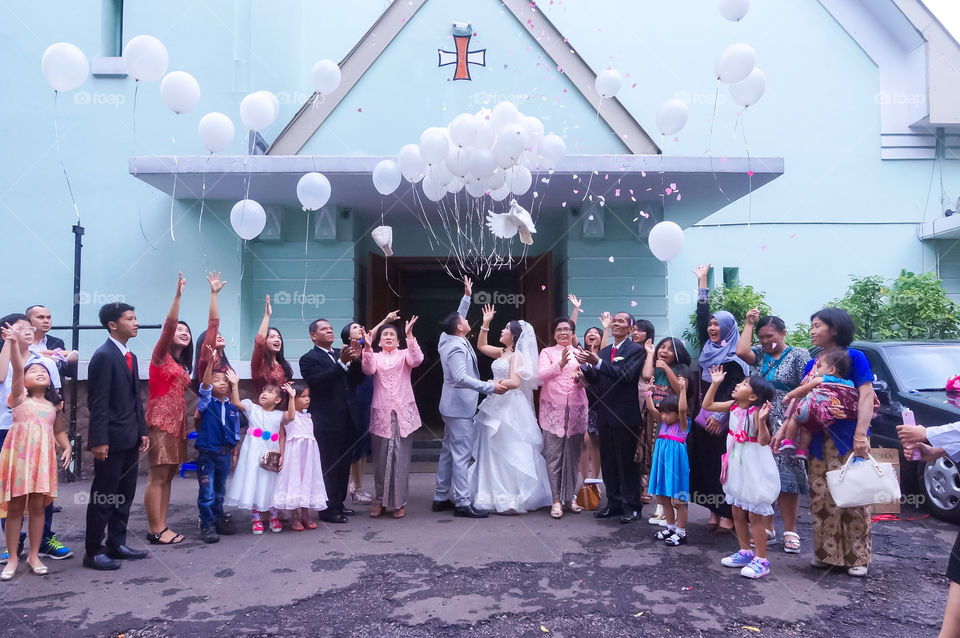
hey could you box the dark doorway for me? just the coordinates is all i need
[366,254,554,432]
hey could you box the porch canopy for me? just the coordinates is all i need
[129,154,783,226]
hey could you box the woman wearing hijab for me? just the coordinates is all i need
[687,264,747,534]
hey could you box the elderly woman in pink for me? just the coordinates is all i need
[538,316,589,519]
[361,317,423,519]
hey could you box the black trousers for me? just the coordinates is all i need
[598,423,643,511]
[317,426,352,515]
[85,445,140,555]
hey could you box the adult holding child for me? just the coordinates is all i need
[771,308,876,577]
[735,309,811,554]
[144,273,193,547]
[361,316,424,519]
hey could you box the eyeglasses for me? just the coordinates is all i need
[554,328,572,334]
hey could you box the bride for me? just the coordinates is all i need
[470,304,553,514]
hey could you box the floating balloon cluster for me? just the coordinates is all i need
[375,101,567,276]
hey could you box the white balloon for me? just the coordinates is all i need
[495,138,522,168]
[520,116,545,150]
[729,67,766,107]
[489,183,511,202]
[421,176,446,202]
[497,122,527,156]
[445,147,472,179]
[718,0,750,21]
[540,133,567,161]
[468,148,497,179]
[521,152,543,172]
[296,172,331,211]
[122,35,168,83]
[230,199,266,240]
[485,168,506,191]
[419,127,449,164]
[474,110,496,149]
[240,91,277,131]
[41,42,88,92]
[715,43,756,84]
[595,69,622,98]
[426,162,453,187]
[465,176,487,198]
[656,98,689,136]
[373,160,402,196]
[160,71,200,114]
[311,59,341,94]
[448,113,479,148]
[446,177,465,194]
[397,144,426,183]
[506,166,533,195]
[648,221,685,262]
[198,112,235,153]
[491,101,520,130]
[258,90,280,121]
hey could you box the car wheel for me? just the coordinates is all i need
[920,456,960,524]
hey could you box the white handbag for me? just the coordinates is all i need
[826,453,901,508]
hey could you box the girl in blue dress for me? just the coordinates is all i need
[643,376,690,546]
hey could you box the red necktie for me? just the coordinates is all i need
[125,351,134,374]
[610,346,617,362]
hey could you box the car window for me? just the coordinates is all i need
[861,349,886,383]
[883,344,960,391]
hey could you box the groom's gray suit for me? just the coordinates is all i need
[434,295,495,507]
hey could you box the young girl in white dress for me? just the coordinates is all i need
[471,305,552,514]
[225,383,291,534]
[273,381,327,529]
[702,367,780,579]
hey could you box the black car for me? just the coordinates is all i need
[855,340,960,523]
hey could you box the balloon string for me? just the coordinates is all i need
[706,79,733,206]
[52,91,80,221]
[169,135,178,242]
[199,153,211,270]
[384,254,400,298]
[738,113,753,229]
[132,81,139,139]
[301,212,310,323]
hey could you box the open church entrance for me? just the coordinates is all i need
[363,253,556,438]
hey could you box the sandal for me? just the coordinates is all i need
[304,518,318,530]
[291,519,305,532]
[550,502,563,519]
[369,504,384,518]
[393,507,405,519]
[568,499,583,513]
[146,527,185,545]
[783,531,801,554]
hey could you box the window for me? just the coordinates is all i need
[722,267,739,287]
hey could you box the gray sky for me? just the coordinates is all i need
[923,0,960,39]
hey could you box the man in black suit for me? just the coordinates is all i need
[83,302,150,570]
[299,319,364,524]
[577,311,647,523]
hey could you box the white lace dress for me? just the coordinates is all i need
[470,357,553,513]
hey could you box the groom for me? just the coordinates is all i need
[433,277,505,518]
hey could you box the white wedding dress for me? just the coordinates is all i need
[471,355,553,513]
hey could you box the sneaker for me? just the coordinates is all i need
[216,514,236,536]
[252,520,264,535]
[721,550,755,568]
[664,532,687,546]
[199,525,220,544]
[796,449,809,460]
[269,517,282,533]
[351,489,374,505]
[654,528,675,541]
[778,439,796,454]
[1,532,27,563]
[648,504,666,526]
[741,557,771,579]
[38,535,73,560]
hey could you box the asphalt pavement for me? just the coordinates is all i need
[0,473,952,637]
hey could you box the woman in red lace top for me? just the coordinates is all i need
[251,295,293,393]
[143,273,194,545]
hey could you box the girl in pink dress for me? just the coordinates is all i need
[0,325,71,579]
[273,381,327,529]
[361,318,424,519]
